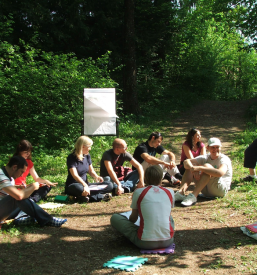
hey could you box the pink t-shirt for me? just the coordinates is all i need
[15,159,34,185]
[180,141,205,163]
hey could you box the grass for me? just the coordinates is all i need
[1,99,257,274]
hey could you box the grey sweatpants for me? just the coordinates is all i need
[110,213,175,249]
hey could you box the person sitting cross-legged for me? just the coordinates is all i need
[110,165,175,249]
[132,132,182,185]
[65,136,113,203]
[100,138,144,196]
[175,138,232,207]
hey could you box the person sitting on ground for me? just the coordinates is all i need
[132,132,182,184]
[175,137,232,207]
[0,156,67,227]
[65,136,113,203]
[14,139,58,202]
[178,128,206,175]
[100,138,144,195]
[241,138,257,182]
[110,165,175,249]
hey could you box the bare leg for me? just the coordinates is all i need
[191,163,212,197]
[178,169,194,195]
[249,168,256,176]
[192,173,211,197]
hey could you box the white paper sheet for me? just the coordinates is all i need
[84,88,118,135]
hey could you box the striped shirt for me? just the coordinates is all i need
[0,168,14,200]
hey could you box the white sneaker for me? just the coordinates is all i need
[181,193,197,207]
[174,191,186,202]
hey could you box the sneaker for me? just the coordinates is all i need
[79,196,90,203]
[47,217,67,227]
[241,175,256,182]
[170,176,181,185]
[174,191,186,202]
[14,216,36,226]
[181,193,197,207]
[102,193,112,202]
[174,173,183,181]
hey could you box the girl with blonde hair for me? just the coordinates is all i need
[65,136,113,202]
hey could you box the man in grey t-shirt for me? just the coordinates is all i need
[175,137,232,207]
[100,138,144,195]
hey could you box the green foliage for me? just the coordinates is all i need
[163,1,257,100]
[0,37,117,148]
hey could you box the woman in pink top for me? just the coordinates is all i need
[13,140,58,202]
[178,128,206,174]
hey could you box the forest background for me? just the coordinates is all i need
[1,0,257,154]
[1,1,257,273]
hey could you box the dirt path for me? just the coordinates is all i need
[167,99,257,157]
[1,99,257,275]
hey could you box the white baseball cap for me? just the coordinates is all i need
[208,137,222,147]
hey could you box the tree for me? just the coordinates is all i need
[123,0,140,114]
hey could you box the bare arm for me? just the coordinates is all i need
[88,164,103,182]
[183,158,200,169]
[129,209,139,223]
[162,149,177,168]
[130,158,144,188]
[191,164,227,178]
[141,152,170,167]
[200,146,206,155]
[3,182,39,201]
[104,160,121,187]
[29,166,58,187]
[182,144,194,159]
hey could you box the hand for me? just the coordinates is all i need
[136,181,144,189]
[116,186,124,196]
[82,185,90,196]
[44,180,58,187]
[163,162,172,169]
[96,176,103,183]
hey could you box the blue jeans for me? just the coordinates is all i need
[0,196,52,226]
[104,170,139,193]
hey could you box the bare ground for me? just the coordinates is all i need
[1,99,257,275]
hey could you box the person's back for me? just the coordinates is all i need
[110,165,175,249]
[132,185,174,241]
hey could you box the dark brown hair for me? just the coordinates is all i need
[13,140,33,160]
[148,132,163,141]
[144,165,163,186]
[186,128,200,150]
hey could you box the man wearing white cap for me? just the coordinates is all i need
[174,137,232,207]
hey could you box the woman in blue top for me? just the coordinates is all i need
[65,136,113,202]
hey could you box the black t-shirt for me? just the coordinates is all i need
[100,149,133,177]
[132,140,165,169]
[65,153,92,186]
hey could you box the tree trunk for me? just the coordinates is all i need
[123,0,140,114]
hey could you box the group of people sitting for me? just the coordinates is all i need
[0,129,233,238]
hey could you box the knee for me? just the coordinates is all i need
[110,214,120,228]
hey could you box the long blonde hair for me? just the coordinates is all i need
[74,136,93,160]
